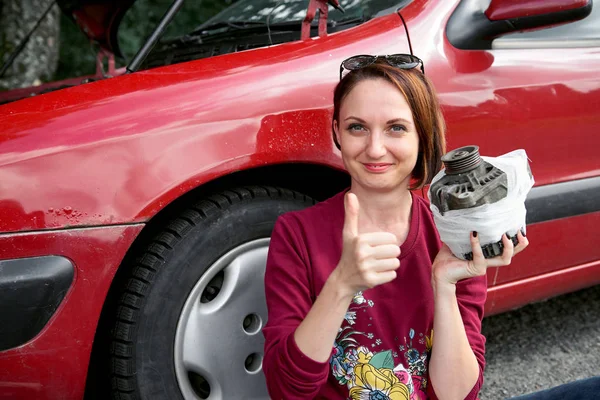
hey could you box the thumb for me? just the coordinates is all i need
[343,192,359,237]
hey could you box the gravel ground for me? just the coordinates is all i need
[480,284,600,399]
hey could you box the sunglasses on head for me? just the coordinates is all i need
[339,54,425,80]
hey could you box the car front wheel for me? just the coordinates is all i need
[109,186,315,399]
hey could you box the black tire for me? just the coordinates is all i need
[108,186,315,400]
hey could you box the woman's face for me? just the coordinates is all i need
[334,78,420,193]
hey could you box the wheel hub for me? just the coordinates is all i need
[174,238,271,399]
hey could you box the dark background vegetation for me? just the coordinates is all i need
[0,0,235,89]
[55,0,235,80]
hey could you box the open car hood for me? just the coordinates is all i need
[57,0,136,57]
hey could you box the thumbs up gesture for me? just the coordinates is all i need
[334,192,401,297]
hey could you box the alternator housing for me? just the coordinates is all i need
[430,145,508,215]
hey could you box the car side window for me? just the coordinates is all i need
[493,4,600,49]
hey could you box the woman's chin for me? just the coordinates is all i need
[356,179,406,193]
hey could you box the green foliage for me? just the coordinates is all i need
[54,0,234,80]
[55,13,97,81]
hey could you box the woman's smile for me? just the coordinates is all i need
[363,163,393,173]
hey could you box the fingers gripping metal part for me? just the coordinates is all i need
[464,230,521,261]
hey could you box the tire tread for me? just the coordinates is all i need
[108,186,315,398]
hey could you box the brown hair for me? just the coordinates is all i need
[332,59,446,190]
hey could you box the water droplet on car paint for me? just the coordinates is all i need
[48,208,54,212]
[63,207,73,214]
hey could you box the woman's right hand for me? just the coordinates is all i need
[332,192,401,297]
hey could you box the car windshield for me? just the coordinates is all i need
[196,0,408,30]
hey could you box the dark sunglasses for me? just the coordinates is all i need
[339,54,424,80]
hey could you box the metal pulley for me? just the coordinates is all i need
[430,145,508,215]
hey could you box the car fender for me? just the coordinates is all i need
[0,13,408,234]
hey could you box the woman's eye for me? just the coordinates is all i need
[390,125,407,133]
[348,124,365,132]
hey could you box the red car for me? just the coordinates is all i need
[1,0,599,399]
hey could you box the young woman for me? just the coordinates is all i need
[262,55,528,400]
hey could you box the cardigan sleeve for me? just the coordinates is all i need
[262,214,330,400]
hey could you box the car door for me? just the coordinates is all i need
[402,0,600,313]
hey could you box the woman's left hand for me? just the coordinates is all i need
[432,230,529,285]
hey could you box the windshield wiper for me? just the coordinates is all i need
[188,15,365,38]
[189,21,269,36]
[327,15,365,27]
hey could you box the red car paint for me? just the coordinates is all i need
[0,0,599,398]
[485,0,589,21]
[0,225,142,399]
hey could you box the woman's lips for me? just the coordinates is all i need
[363,163,392,173]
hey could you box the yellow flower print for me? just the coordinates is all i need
[425,330,433,353]
[349,363,410,400]
[356,346,373,364]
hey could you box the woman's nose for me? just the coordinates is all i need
[366,132,386,159]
